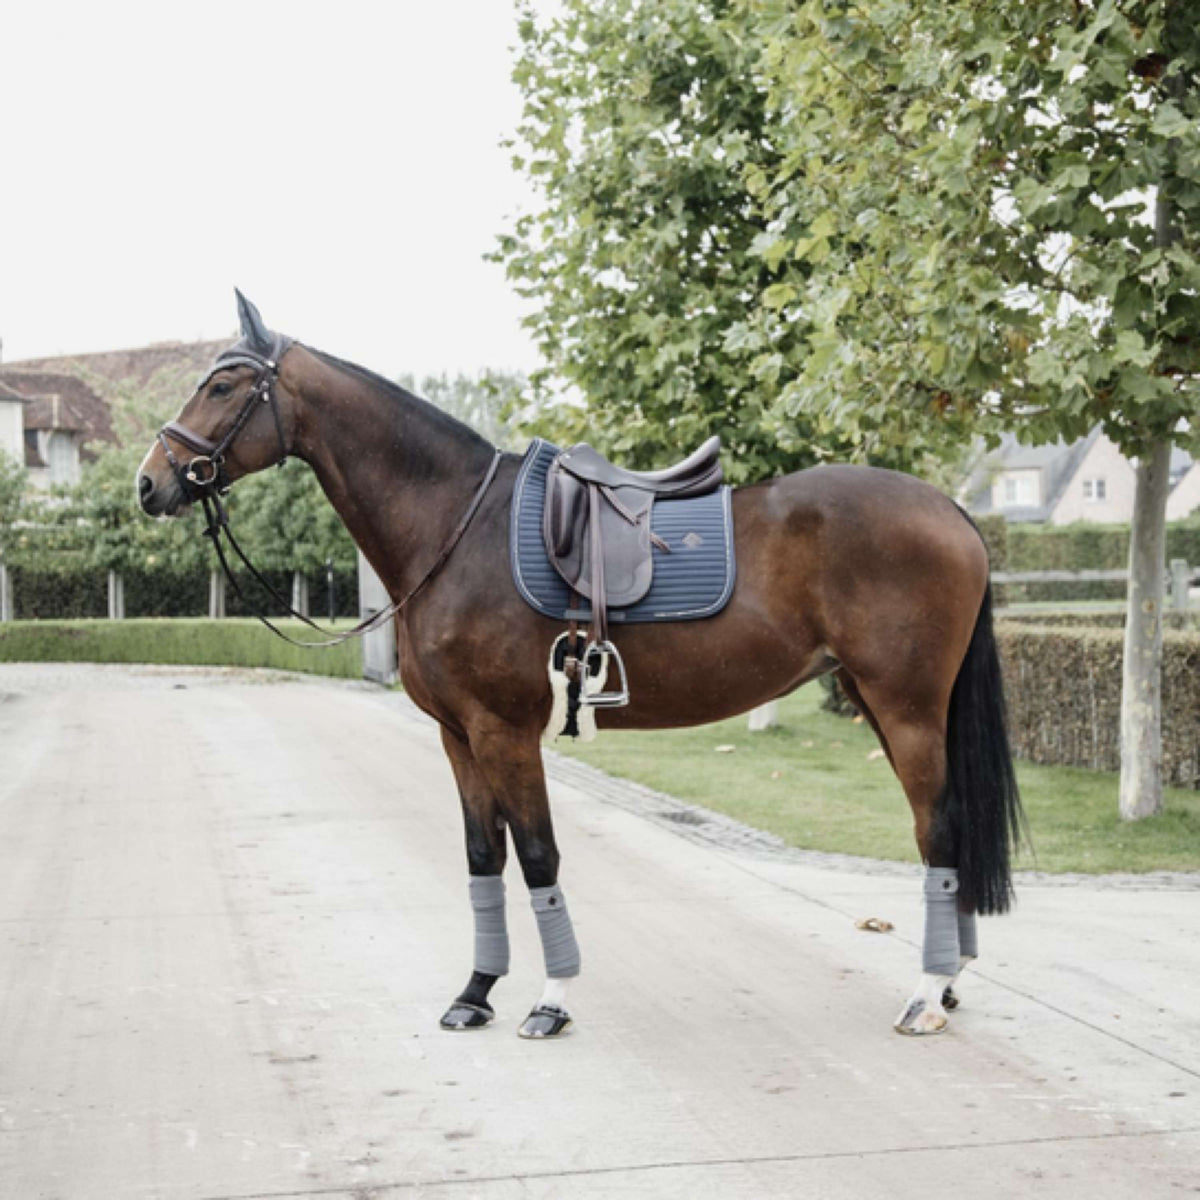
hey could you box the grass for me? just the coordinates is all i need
[554,686,1200,876]
[0,618,362,679]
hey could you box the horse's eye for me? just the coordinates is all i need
[211,381,233,398]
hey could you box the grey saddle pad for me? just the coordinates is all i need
[510,439,736,624]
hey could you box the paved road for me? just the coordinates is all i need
[0,664,1197,1200]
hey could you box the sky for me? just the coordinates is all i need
[1,2,552,381]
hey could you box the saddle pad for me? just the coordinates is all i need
[510,439,736,624]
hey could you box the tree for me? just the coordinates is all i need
[744,0,1198,818]
[0,450,27,554]
[398,370,528,451]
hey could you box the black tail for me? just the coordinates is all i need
[940,581,1026,915]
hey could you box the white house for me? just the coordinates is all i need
[965,429,1199,524]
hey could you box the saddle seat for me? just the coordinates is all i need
[552,435,723,498]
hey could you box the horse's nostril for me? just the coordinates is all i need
[138,474,154,502]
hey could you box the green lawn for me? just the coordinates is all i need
[554,686,1200,875]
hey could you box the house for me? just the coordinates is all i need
[964,429,1199,524]
[1166,451,1200,521]
[0,340,226,491]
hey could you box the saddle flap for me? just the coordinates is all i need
[543,461,655,607]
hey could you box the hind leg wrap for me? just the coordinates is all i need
[922,867,962,975]
[957,906,978,962]
[470,875,510,977]
[530,884,581,978]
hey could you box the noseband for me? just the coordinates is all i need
[157,333,292,502]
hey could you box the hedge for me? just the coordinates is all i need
[995,622,1200,789]
[1004,518,1200,603]
[0,619,363,679]
[8,565,360,620]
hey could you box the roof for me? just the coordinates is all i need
[0,380,29,403]
[9,339,228,388]
[0,369,112,446]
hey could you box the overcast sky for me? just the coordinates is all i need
[1,2,551,381]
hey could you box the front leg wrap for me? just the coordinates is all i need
[530,884,581,978]
[470,875,510,976]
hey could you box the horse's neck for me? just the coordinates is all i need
[288,352,495,599]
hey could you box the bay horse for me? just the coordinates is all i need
[137,293,1023,1038]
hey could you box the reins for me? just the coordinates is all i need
[158,342,502,649]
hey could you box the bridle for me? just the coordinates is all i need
[157,333,292,505]
[157,337,501,649]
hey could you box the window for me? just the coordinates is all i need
[994,470,1039,508]
[1082,478,1107,502]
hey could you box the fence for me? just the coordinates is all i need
[992,559,1197,610]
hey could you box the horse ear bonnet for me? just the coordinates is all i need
[195,290,292,392]
[235,289,276,355]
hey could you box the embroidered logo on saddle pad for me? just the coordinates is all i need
[510,439,736,624]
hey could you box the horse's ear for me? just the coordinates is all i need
[235,289,272,352]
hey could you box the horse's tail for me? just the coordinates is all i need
[940,580,1026,915]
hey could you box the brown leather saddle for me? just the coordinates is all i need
[542,436,724,706]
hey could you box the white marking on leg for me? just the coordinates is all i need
[895,971,953,1035]
[537,977,569,1011]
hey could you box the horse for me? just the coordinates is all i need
[137,292,1024,1039]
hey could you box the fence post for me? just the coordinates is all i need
[209,568,226,619]
[107,570,125,620]
[1170,559,1190,612]
[0,560,11,622]
[291,570,309,617]
[357,551,396,684]
[748,700,780,731]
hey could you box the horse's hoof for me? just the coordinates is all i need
[894,999,948,1036]
[439,1001,494,1031]
[942,985,959,1011]
[517,1004,573,1039]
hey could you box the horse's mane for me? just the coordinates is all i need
[304,344,493,452]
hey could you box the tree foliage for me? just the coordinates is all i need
[501,0,1199,478]
[744,0,1200,461]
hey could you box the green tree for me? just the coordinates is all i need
[745,0,1198,818]
[0,450,27,555]
[398,370,527,451]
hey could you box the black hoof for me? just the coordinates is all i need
[517,1004,573,1039]
[942,985,959,1011]
[439,1001,494,1030]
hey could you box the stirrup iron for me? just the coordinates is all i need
[581,640,629,708]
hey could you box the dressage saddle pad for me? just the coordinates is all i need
[510,439,736,624]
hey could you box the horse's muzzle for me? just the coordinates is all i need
[137,469,186,518]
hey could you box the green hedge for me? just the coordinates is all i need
[1004,518,1200,603]
[0,619,363,679]
[8,566,360,620]
[996,622,1200,789]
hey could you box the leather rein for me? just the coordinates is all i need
[157,340,501,649]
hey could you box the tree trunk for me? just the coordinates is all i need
[1119,438,1172,821]
[748,701,780,731]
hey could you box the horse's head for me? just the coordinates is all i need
[137,291,296,517]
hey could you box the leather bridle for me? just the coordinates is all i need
[157,336,501,649]
[157,332,292,504]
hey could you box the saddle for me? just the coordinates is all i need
[543,436,724,706]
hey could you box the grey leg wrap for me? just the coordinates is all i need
[530,884,581,978]
[469,875,510,977]
[922,867,961,976]
[957,907,979,961]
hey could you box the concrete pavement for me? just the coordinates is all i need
[0,663,1196,1199]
